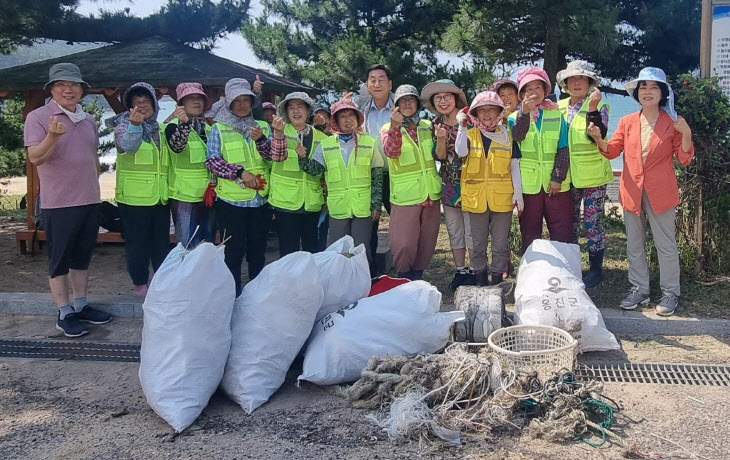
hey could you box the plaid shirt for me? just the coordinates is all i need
[205,124,272,207]
[381,123,434,207]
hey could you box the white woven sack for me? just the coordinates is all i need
[221,252,324,414]
[312,235,371,321]
[514,240,620,352]
[299,281,465,385]
[139,243,235,432]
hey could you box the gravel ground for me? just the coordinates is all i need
[0,357,727,460]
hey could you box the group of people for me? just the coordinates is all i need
[24,59,694,338]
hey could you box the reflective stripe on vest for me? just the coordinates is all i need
[557,98,614,188]
[268,124,326,212]
[321,134,375,219]
[383,120,441,205]
[461,127,514,213]
[165,119,210,203]
[115,122,169,206]
[214,122,271,202]
[512,109,571,194]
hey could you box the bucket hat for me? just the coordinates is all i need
[420,79,468,114]
[329,99,364,133]
[175,82,211,110]
[224,78,261,110]
[516,67,552,95]
[467,91,506,131]
[313,104,331,115]
[262,102,276,111]
[393,85,421,107]
[556,60,600,92]
[488,79,518,95]
[277,92,315,124]
[44,63,89,91]
[625,67,677,120]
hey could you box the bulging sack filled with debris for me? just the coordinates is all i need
[221,252,324,414]
[514,240,619,352]
[139,242,235,433]
[299,281,464,386]
[312,235,371,321]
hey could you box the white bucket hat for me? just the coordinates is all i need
[556,60,600,91]
[624,67,677,120]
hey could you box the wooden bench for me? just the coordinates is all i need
[15,229,177,255]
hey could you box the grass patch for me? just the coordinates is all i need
[0,193,24,219]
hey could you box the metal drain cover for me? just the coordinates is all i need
[0,338,140,362]
[577,362,730,386]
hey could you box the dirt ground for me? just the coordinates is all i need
[1,355,727,460]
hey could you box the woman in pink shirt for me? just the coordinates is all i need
[589,67,693,316]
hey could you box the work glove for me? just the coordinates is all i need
[456,107,468,128]
[512,188,524,215]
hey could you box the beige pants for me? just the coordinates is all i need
[623,191,681,296]
[389,202,441,273]
[443,204,473,250]
[468,209,512,273]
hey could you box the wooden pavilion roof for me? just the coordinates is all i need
[0,36,320,95]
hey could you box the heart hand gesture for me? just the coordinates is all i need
[587,122,601,140]
[390,107,403,127]
[270,115,285,133]
[250,125,264,141]
[295,142,308,158]
[674,116,692,137]
[129,107,145,126]
[48,116,67,137]
[173,105,189,123]
[434,124,448,141]
[588,87,602,111]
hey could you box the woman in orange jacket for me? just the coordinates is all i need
[589,67,693,316]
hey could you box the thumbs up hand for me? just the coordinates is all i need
[253,75,263,94]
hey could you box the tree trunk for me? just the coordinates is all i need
[543,15,560,87]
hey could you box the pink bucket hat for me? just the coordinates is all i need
[175,82,211,110]
[262,102,276,111]
[467,91,505,131]
[516,67,552,95]
[329,99,364,133]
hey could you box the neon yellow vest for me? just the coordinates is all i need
[461,127,514,213]
[383,120,441,205]
[268,124,326,212]
[321,134,375,219]
[164,119,210,203]
[511,109,570,194]
[214,121,271,202]
[557,98,613,188]
[115,122,169,206]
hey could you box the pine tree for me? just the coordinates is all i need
[241,0,462,91]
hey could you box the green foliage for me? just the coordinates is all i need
[242,0,461,91]
[673,74,730,275]
[0,95,26,177]
[1,0,250,53]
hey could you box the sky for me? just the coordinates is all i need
[76,0,268,69]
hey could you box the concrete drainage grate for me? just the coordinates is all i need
[0,338,140,362]
[576,362,730,386]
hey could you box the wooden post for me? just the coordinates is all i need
[700,0,713,78]
[22,90,47,230]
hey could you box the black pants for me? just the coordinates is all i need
[41,203,100,278]
[274,208,320,257]
[370,171,390,274]
[216,200,272,297]
[118,203,171,286]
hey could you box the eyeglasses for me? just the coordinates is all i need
[433,94,454,102]
[54,82,82,90]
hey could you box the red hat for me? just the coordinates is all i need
[329,99,364,133]
[175,82,211,110]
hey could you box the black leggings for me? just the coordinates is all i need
[215,200,272,297]
[273,208,320,257]
[118,203,171,286]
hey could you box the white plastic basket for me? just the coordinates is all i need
[488,325,577,378]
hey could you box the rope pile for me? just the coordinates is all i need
[347,343,619,446]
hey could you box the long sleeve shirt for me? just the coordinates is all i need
[165,120,208,153]
[381,123,435,206]
[114,122,160,153]
[204,124,273,207]
[301,136,384,213]
[509,110,570,183]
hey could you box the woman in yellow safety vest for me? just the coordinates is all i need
[108,82,170,297]
[164,82,213,248]
[556,60,613,288]
[455,91,524,286]
[508,67,573,254]
[296,98,384,258]
[268,92,328,256]
[204,78,278,297]
[381,85,441,280]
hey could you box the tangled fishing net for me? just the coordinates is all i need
[347,343,617,446]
